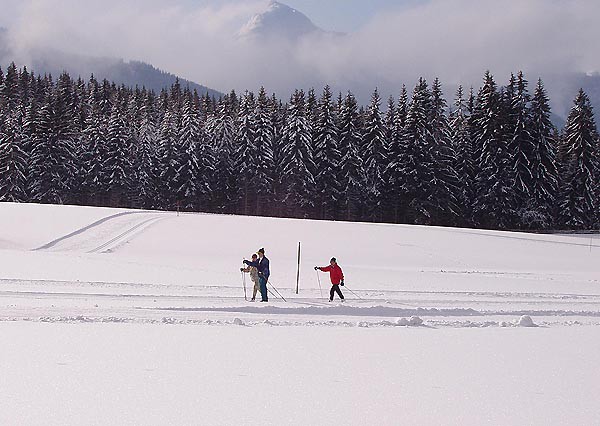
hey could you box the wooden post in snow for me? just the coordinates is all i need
[295,242,301,294]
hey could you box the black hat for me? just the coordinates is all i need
[258,248,265,254]
[330,257,336,263]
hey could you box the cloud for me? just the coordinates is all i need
[3,0,599,115]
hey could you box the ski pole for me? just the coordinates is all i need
[241,269,247,301]
[267,280,287,302]
[343,284,363,300]
[315,270,324,299]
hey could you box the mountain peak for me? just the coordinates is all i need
[238,1,322,41]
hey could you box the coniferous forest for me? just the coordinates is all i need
[0,62,598,230]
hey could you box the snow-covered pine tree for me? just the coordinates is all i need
[134,91,159,209]
[234,91,257,215]
[280,89,316,217]
[527,78,558,228]
[472,72,514,229]
[314,85,342,219]
[558,89,599,229]
[383,86,408,222]
[0,111,28,202]
[505,72,538,227]
[429,78,459,224]
[449,86,476,225]
[338,91,365,221]
[30,73,77,204]
[81,76,109,205]
[21,100,38,200]
[18,66,32,107]
[0,62,19,113]
[104,99,133,206]
[362,88,388,221]
[394,79,438,224]
[156,108,180,209]
[206,97,236,212]
[252,87,275,216]
[269,94,286,216]
[175,96,204,210]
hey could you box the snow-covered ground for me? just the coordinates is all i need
[1,202,599,425]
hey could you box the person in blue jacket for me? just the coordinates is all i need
[243,248,270,302]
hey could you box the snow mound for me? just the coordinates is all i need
[396,316,424,327]
[517,315,537,327]
[233,318,245,326]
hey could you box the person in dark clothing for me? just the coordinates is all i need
[315,257,345,302]
[244,248,270,302]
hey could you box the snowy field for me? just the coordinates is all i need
[1,202,600,425]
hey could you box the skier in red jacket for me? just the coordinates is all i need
[315,257,345,302]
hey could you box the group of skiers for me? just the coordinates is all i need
[241,248,344,302]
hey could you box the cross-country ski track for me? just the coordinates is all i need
[1,203,598,328]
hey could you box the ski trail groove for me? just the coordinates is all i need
[87,216,165,253]
[33,211,139,251]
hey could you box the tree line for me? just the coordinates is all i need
[0,62,598,230]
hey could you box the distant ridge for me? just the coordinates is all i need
[0,28,222,97]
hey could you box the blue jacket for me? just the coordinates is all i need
[244,256,270,280]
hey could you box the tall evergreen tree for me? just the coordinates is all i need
[449,86,475,224]
[234,91,257,215]
[30,73,77,204]
[134,92,159,208]
[558,89,599,228]
[314,85,341,219]
[280,89,316,216]
[252,87,275,215]
[0,112,28,201]
[505,72,537,226]
[429,78,459,224]
[206,98,235,212]
[394,79,439,224]
[105,101,132,206]
[338,92,365,221]
[176,97,203,210]
[362,88,388,220]
[472,72,514,228]
[528,78,558,227]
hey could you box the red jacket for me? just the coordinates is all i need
[319,264,344,285]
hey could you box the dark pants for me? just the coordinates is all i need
[259,276,268,302]
[330,284,344,301]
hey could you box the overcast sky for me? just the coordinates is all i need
[2,0,599,114]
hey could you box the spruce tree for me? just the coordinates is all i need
[81,76,109,205]
[449,86,475,225]
[280,89,316,216]
[30,73,77,204]
[234,91,257,215]
[176,97,203,210]
[429,78,459,224]
[338,92,365,221]
[506,72,537,227]
[528,79,558,227]
[558,89,599,229]
[362,88,388,220]
[0,112,28,201]
[314,85,341,219]
[105,101,132,206]
[472,72,514,229]
[394,79,438,224]
[135,92,159,209]
[252,87,275,215]
[206,98,235,212]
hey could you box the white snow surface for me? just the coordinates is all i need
[1,202,600,425]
